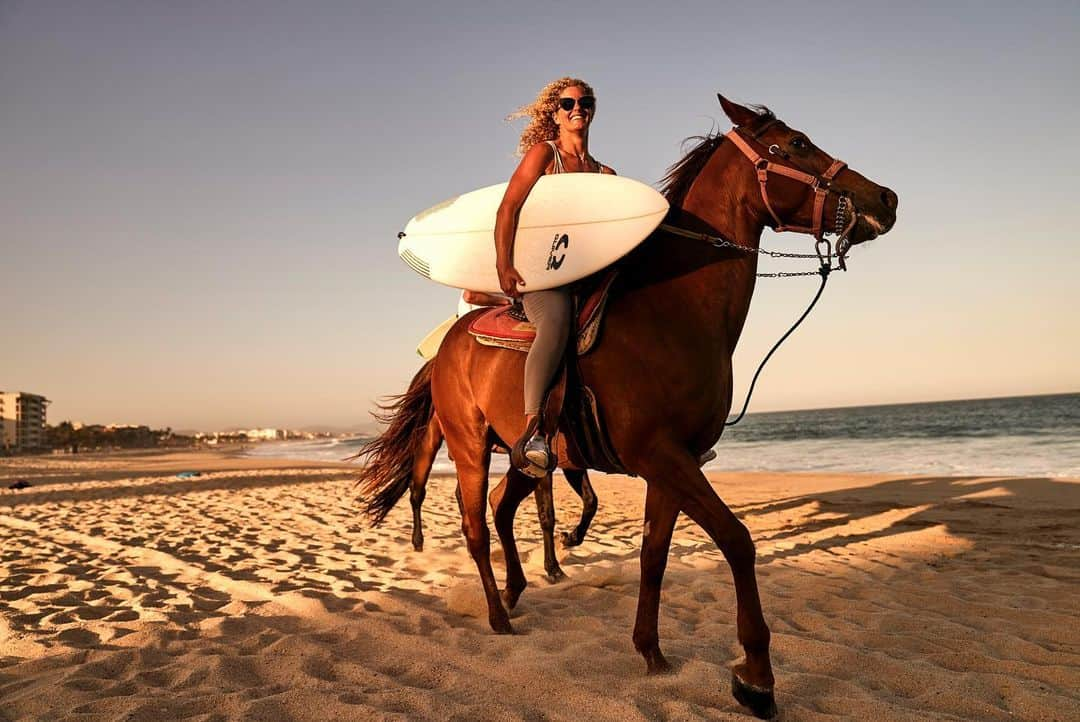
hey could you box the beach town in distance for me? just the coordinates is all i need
[5,2,1080,721]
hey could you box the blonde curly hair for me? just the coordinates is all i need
[506,77,596,157]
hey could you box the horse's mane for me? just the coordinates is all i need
[659,105,776,208]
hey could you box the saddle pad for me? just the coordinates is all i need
[468,269,618,354]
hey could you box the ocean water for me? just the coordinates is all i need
[246,393,1079,478]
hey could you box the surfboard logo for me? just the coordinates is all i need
[546,233,569,271]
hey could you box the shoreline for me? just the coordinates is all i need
[8,445,1077,486]
[2,450,1077,720]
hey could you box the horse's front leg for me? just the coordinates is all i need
[490,467,539,609]
[560,468,597,547]
[635,445,776,719]
[533,471,565,581]
[633,482,680,674]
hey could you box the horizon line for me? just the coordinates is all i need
[42,389,1078,434]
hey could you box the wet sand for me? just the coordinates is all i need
[1,450,1077,720]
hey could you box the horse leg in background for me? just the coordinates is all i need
[533,471,566,581]
[490,467,540,610]
[409,414,444,552]
[636,445,777,719]
[632,483,680,674]
[560,468,598,547]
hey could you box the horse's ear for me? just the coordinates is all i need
[717,94,758,128]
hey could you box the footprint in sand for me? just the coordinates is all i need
[60,676,107,692]
[55,628,100,648]
[301,655,338,682]
[73,605,114,621]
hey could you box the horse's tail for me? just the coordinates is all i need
[354,361,435,526]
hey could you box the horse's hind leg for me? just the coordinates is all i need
[633,483,680,674]
[491,467,538,610]
[409,414,443,552]
[534,472,566,581]
[636,446,776,719]
[560,468,597,547]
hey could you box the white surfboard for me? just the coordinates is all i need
[398,174,668,293]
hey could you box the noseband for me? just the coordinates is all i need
[725,121,853,247]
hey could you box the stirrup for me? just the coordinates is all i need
[511,416,556,478]
[523,435,551,469]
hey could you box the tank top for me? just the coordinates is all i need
[545,140,602,174]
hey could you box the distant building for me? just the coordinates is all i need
[0,391,50,453]
[244,428,284,441]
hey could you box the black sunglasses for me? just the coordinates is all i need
[558,96,595,112]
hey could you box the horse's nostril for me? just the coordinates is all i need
[881,188,898,211]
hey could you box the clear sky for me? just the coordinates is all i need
[3,1,1077,431]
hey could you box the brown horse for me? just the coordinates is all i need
[402,410,598,575]
[360,95,897,719]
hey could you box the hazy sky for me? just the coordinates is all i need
[3,1,1077,430]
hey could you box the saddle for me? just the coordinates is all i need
[467,269,631,475]
[467,270,618,354]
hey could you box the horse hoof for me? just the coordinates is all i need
[490,616,514,635]
[545,567,567,583]
[412,540,424,552]
[731,671,777,720]
[645,652,673,675]
[560,531,583,547]
[501,586,525,610]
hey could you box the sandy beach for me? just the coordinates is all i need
[1,449,1077,721]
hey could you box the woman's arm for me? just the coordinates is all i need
[494,142,554,297]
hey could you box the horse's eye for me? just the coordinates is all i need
[790,137,808,150]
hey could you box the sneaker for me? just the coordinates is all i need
[511,416,555,478]
[523,434,551,469]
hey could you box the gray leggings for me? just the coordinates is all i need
[522,289,572,415]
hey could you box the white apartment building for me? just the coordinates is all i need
[0,391,50,452]
[244,428,284,441]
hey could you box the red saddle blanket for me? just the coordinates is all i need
[467,270,618,354]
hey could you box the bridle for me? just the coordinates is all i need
[729,121,855,253]
[660,120,859,272]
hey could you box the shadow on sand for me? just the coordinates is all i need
[553,474,1079,572]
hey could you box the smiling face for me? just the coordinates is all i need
[554,85,595,133]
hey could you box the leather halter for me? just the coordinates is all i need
[724,123,848,241]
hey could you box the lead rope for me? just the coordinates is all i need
[724,259,830,426]
[724,226,845,426]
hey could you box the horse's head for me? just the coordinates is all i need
[716,95,897,252]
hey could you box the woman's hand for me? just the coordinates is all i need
[498,265,526,297]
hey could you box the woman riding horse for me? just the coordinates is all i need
[361,94,898,719]
[497,77,615,476]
